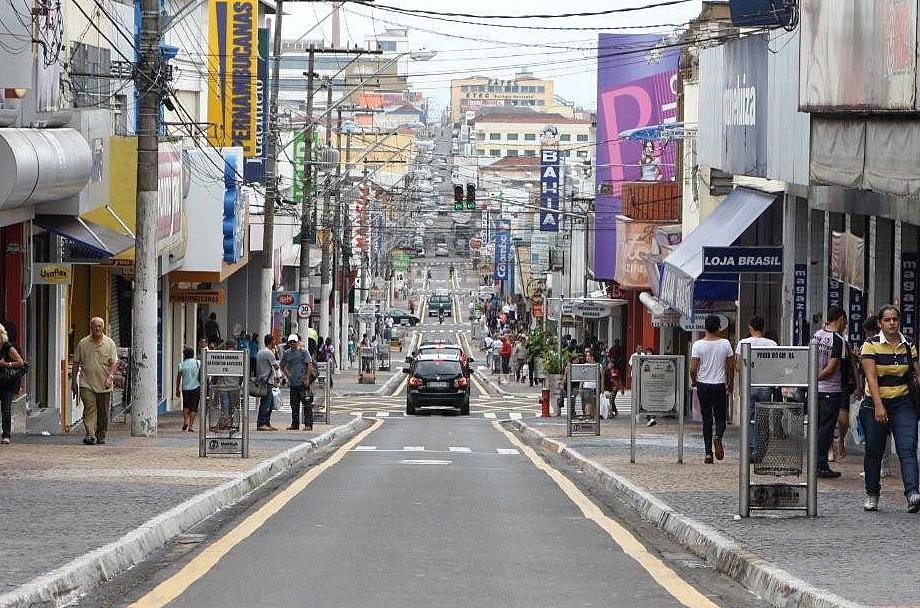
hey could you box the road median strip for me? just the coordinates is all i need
[505,418,866,608]
[0,416,371,608]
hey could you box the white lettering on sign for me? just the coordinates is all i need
[704,256,781,268]
[206,350,246,377]
[723,73,756,126]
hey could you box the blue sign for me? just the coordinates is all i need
[702,246,783,273]
[244,27,269,183]
[793,264,807,346]
[539,148,560,232]
[848,287,864,347]
[222,151,245,263]
[493,220,511,281]
[903,253,918,342]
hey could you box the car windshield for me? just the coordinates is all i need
[414,360,462,376]
[430,296,451,304]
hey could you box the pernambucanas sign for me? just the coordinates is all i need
[208,0,258,157]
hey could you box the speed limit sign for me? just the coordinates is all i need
[297,303,312,319]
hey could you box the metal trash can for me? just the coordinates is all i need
[753,401,805,477]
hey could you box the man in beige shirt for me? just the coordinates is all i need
[71,317,119,445]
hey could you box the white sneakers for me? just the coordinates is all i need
[863,496,880,511]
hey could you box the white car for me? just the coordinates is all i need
[435,244,449,257]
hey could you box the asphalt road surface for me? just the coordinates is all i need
[86,413,766,608]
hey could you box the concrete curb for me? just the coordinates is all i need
[0,416,369,608]
[507,419,866,608]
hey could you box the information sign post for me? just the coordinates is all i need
[739,343,818,518]
[566,363,601,437]
[199,350,249,458]
[313,361,330,424]
[630,355,686,464]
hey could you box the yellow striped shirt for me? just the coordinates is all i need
[861,334,917,400]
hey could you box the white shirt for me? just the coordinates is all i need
[691,338,733,384]
[734,335,777,356]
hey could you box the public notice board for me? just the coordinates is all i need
[206,350,246,377]
[750,347,809,387]
[639,358,678,413]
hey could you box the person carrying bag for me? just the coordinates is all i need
[0,323,25,444]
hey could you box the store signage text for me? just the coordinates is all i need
[539,148,560,232]
[903,253,917,342]
[723,73,756,126]
[33,263,72,285]
[702,246,782,273]
[793,264,807,346]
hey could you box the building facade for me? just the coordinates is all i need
[450,71,555,124]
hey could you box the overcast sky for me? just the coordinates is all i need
[282,1,704,110]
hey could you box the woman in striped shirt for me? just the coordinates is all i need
[860,305,920,512]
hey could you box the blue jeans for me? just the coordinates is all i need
[749,387,774,457]
[817,392,843,471]
[257,391,273,427]
[859,395,919,497]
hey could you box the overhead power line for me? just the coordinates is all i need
[352,0,696,20]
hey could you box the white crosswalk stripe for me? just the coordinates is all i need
[508,412,523,420]
[354,446,377,451]
[483,413,497,419]
[448,446,472,453]
[496,448,520,455]
[376,411,390,417]
[403,446,425,451]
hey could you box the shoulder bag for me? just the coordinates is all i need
[248,367,271,398]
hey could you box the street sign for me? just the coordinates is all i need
[570,364,597,382]
[573,302,611,319]
[205,350,246,377]
[297,303,312,319]
[679,313,729,332]
[750,346,809,386]
[638,358,679,413]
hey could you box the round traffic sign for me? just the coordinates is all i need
[297,303,312,319]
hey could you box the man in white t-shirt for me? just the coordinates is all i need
[735,316,777,461]
[690,315,734,464]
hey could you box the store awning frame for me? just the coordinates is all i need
[34,214,135,258]
[659,188,777,316]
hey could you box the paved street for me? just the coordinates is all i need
[78,414,765,608]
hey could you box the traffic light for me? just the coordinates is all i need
[465,184,476,210]
[453,184,464,211]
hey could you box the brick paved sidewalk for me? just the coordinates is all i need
[524,416,916,608]
[0,411,341,595]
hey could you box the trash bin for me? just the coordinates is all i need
[753,401,805,476]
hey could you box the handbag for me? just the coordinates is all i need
[0,361,27,383]
[248,369,271,398]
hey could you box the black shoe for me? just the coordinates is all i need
[83,436,96,445]
[818,469,841,479]
[96,438,106,445]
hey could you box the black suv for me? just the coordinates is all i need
[404,354,470,415]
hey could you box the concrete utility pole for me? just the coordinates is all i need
[131,0,162,436]
[297,46,317,340]
[259,0,285,339]
[332,108,343,366]
[319,81,334,340]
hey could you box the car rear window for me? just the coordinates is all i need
[430,295,451,304]
[415,360,462,376]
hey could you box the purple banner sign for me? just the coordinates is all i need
[594,34,679,279]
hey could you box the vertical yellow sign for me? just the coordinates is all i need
[207,0,258,156]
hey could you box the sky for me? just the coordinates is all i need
[282,0,704,111]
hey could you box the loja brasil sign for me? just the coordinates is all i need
[702,246,782,273]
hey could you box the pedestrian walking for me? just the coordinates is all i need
[282,334,314,431]
[0,323,24,444]
[735,316,777,462]
[71,317,119,445]
[321,337,336,389]
[255,334,279,431]
[175,347,201,432]
[690,315,734,464]
[859,305,920,512]
[512,337,526,383]
[204,312,221,348]
[347,336,356,368]
[810,306,847,478]
[500,335,512,377]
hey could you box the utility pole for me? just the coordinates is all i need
[319,81,334,341]
[131,0,162,436]
[332,108,343,366]
[259,0,285,339]
[297,46,317,340]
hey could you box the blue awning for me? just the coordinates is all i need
[659,188,777,316]
[34,214,134,258]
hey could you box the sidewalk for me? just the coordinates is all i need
[511,415,913,608]
[0,410,364,605]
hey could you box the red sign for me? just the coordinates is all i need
[532,303,544,318]
[276,292,295,306]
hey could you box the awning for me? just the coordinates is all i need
[639,291,681,327]
[34,214,134,258]
[659,188,776,316]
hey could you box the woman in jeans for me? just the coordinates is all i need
[860,305,920,512]
[0,323,24,444]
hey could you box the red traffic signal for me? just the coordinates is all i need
[453,184,463,203]
[466,184,476,202]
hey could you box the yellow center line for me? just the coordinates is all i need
[492,421,721,608]
[129,420,384,608]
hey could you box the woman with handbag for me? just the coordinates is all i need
[860,305,920,512]
[0,323,25,444]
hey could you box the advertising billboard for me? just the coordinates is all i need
[493,220,511,282]
[594,34,679,280]
[539,148,560,231]
[208,0,258,156]
[799,0,918,111]
[244,27,269,183]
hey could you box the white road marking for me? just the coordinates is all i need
[448,446,472,453]
[483,413,497,419]
[497,448,520,455]
[354,446,377,451]
[509,412,523,420]
[399,459,451,465]
[403,446,425,451]
[375,411,390,417]
[350,411,364,417]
